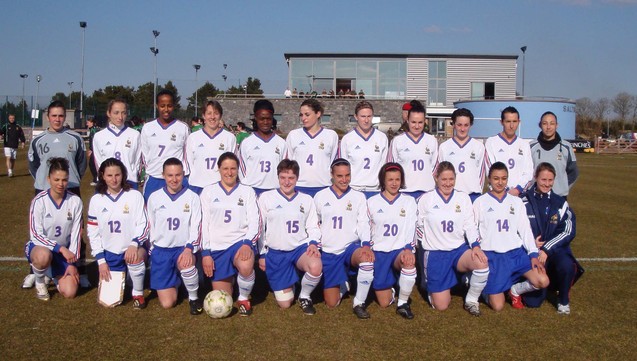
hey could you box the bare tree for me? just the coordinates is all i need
[612,92,632,131]
[576,97,594,121]
[593,97,611,137]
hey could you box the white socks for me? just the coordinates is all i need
[510,280,538,296]
[180,266,200,301]
[127,261,145,297]
[353,262,374,307]
[397,268,417,307]
[466,268,489,304]
[299,272,322,299]
[237,271,255,301]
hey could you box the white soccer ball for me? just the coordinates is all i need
[203,289,233,319]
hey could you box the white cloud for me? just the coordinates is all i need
[423,25,442,33]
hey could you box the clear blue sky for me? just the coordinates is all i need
[1,0,635,106]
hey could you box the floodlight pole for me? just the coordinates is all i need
[20,74,28,123]
[520,46,527,97]
[80,21,87,124]
[193,64,201,117]
[67,82,74,109]
[151,30,160,119]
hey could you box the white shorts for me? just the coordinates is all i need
[4,148,17,159]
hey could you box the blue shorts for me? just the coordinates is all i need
[423,244,469,293]
[322,242,360,289]
[372,249,403,290]
[483,247,532,295]
[295,186,326,198]
[144,176,190,202]
[265,245,307,291]
[25,241,71,278]
[150,245,185,290]
[209,241,246,281]
[103,250,127,272]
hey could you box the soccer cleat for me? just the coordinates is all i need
[557,303,571,315]
[8,170,13,178]
[509,290,524,309]
[396,303,414,319]
[464,301,481,317]
[22,274,36,289]
[132,295,147,310]
[35,283,50,301]
[189,299,203,315]
[237,300,253,316]
[353,304,370,319]
[298,298,316,315]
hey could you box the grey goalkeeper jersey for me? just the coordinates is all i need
[28,129,87,190]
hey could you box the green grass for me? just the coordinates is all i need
[0,151,636,360]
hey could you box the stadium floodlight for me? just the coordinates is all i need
[151,30,160,118]
[193,64,201,117]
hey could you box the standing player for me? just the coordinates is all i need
[438,108,486,202]
[186,100,236,194]
[485,106,534,196]
[285,99,338,197]
[257,159,323,315]
[238,100,287,195]
[338,101,388,198]
[417,161,489,316]
[388,101,438,200]
[25,158,82,300]
[29,100,87,196]
[87,158,149,308]
[314,158,375,319]
[141,89,190,201]
[200,152,260,316]
[93,99,142,189]
[1,114,26,177]
[367,163,418,319]
[521,163,582,314]
[473,162,549,311]
[147,158,203,315]
[529,111,579,198]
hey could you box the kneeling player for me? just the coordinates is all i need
[25,158,82,300]
[147,158,203,314]
[88,158,149,308]
[200,153,259,316]
[314,158,374,319]
[367,163,418,319]
[473,162,550,311]
[257,159,323,315]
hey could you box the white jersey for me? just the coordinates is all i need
[186,128,237,188]
[314,186,371,254]
[388,132,438,193]
[473,192,537,255]
[339,128,388,192]
[438,137,486,194]
[141,119,190,178]
[367,193,417,252]
[93,125,142,184]
[146,187,202,251]
[257,189,321,254]
[417,189,480,251]
[87,190,149,262]
[200,182,261,252]
[29,190,83,258]
[485,134,533,192]
[285,127,339,188]
[238,133,287,190]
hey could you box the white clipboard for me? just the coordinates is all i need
[97,271,126,308]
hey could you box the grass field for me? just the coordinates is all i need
[0,151,636,360]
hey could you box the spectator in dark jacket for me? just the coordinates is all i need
[1,114,26,177]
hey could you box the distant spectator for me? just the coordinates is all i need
[292,88,298,98]
[1,114,26,177]
[235,121,250,145]
[190,116,203,132]
[358,89,365,99]
[284,87,292,98]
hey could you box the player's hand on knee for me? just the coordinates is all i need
[237,244,254,262]
[361,245,375,263]
[202,255,215,278]
[64,265,80,283]
[306,244,320,258]
[178,247,194,269]
[258,257,266,272]
[124,245,139,264]
[60,247,77,264]
[400,249,415,267]
[531,257,545,274]
[98,262,111,282]
[471,246,488,264]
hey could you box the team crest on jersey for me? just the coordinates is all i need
[68,144,74,152]
[170,133,176,141]
[238,197,244,206]
[400,208,406,217]
[374,144,380,152]
[125,139,132,148]
[455,204,461,213]
[67,210,73,220]
[470,151,476,159]
[518,148,523,156]
[510,206,515,215]
[557,153,562,161]
[123,204,130,214]
[300,205,305,213]
[275,147,280,155]
[550,214,558,224]
[346,202,352,211]
[319,142,325,150]
[184,203,190,212]
[425,147,431,155]
[219,143,225,151]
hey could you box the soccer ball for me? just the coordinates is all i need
[203,289,233,319]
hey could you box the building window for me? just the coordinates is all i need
[428,61,447,106]
[320,114,331,125]
[471,82,495,99]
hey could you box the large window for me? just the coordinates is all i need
[471,82,495,99]
[428,61,447,106]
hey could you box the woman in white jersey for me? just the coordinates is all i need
[285,99,338,197]
[87,158,150,309]
[25,158,82,301]
[417,161,489,316]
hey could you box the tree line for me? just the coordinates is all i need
[576,92,637,139]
